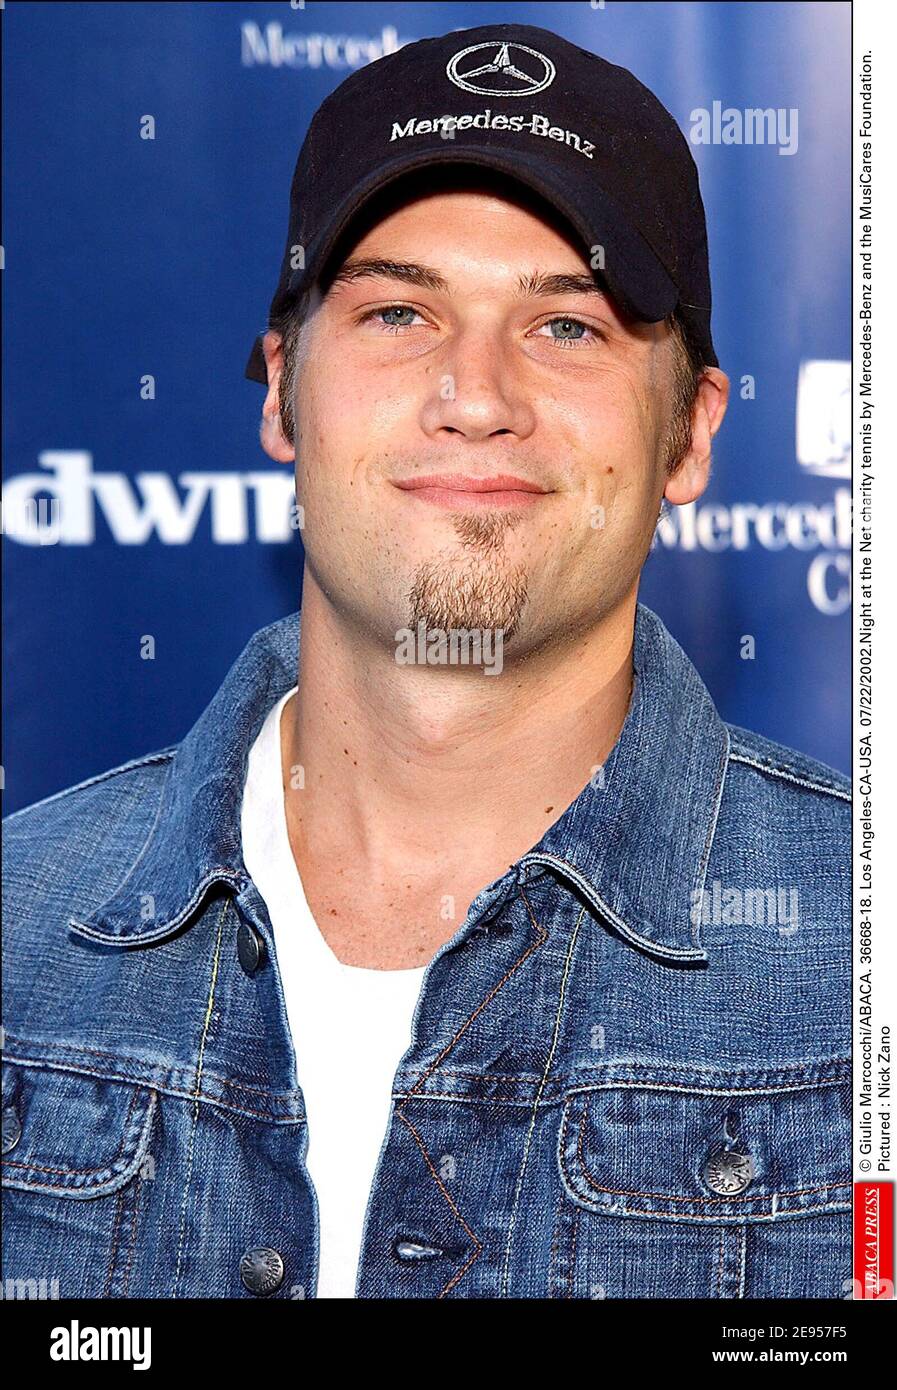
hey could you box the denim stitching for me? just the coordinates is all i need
[4,1036,846,1119]
[400,1056,850,1091]
[171,896,228,1297]
[122,1169,144,1297]
[564,1075,849,1098]
[500,899,586,1297]
[548,1188,565,1296]
[103,1187,127,1298]
[4,1033,301,1104]
[566,1205,579,1298]
[391,1092,553,1106]
[393,1079,845,1104]
[518,851,707,963]
[568,1096,847,1205]
[2,1053,301,1124]
[691,724,731,952]
[728,751,851,802]
[3,1084,140,1180]
[2,750,176,823]
[395,1110,481,1298]
[394,879,549,1298]
[415,1060,850,1083]
[2,1085,153,1188]
[70,869,243,945]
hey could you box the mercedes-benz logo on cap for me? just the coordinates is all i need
[446,41,556,97]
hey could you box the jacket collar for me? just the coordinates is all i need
[518,604,729,962]
[69,613,300,948]
[70,604,728,963]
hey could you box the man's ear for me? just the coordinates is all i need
[259,330,295,464]
[664,366,730,505]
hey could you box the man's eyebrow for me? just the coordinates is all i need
[327,258,450,293]
[515,270,607,299]
[327,257,608,301]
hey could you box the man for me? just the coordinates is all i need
[3,24,850,1300]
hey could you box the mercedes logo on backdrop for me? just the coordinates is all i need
[446,41,556,97]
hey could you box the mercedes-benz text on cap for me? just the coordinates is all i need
[245,23,717,385]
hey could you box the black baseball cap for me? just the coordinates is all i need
[245,22,717,385]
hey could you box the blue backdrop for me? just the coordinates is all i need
[2,1,851,814]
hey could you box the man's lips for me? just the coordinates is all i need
[391,473,550,510]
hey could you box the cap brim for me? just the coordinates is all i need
[245,144,678,385]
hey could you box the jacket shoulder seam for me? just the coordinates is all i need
[727,749,850,802]
[3,747,178,824]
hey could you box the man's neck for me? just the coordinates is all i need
[280,579,636,913]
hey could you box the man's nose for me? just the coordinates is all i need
[418,327,537,443]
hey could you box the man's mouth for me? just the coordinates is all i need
[391,473,551,510]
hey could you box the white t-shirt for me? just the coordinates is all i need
[240,685,427,1298]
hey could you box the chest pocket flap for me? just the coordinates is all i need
[2,1061,157,1199]
[558,1063,851,1223]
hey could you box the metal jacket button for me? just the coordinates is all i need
[237,920,266,975]
[2,1106,21,1155]
[239,1248,285,1296]
[703,1149,754,1195]
[394,1239,445,1262]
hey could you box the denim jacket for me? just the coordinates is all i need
[2,604,851,1299]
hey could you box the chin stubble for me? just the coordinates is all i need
[406,509,529,640]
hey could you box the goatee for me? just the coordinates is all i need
[406,509,529,640]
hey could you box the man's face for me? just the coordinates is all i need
[262,180,721,660]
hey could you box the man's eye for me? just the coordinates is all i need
[360,305,425,331]
[357,307,601,345]
[534,316,597,346]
